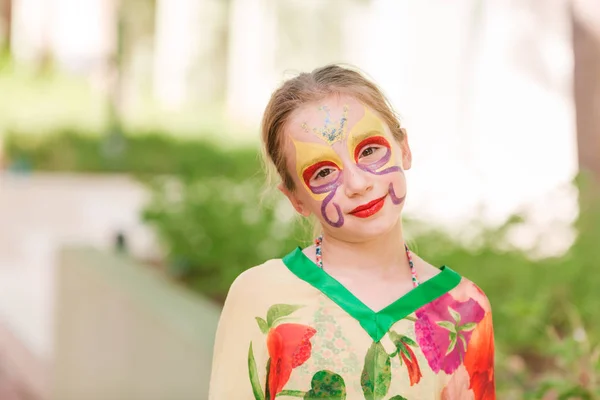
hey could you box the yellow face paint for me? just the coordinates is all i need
[294,105,401,197]
[292,138,343,200]
[346,108,398,172]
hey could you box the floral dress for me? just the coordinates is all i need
[208,247,495,400]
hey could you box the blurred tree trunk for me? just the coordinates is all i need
[572,3,600,194]
[0,0,11,51]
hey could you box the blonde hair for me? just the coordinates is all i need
[261,64,406,192]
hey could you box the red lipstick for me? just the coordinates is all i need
[349,195,386,218]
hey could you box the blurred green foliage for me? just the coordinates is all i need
[5,131,600,398]
[142,176,310,303]
[4,130,260,178]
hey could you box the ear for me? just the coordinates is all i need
[278,183,311,217]
[400,128,412,171]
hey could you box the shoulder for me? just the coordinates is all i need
[450,276,493,313]
[225,257,300,300]
[229,258,285,289]
[412,253,492,313]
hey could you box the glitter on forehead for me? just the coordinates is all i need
[301,105,349,145]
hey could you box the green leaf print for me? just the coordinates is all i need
[458,322,477,331]
[388,331,401,343]
[265,358,272,400]
[388,396,408,400]
[436,320,456,332]
[248,342,265,400]
[388,331,418,364]
[304,370,346,399]
[266,304,303,327]
[448,306,461,323]
[400,336,417,347]
[256,317,269,334]
[361,341,392,400]
[388,331,417,348]
[398,343,411,361]
[277,390,306,397]
[447,332,458,356]
[403,315,417,322]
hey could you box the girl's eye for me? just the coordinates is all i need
[316,168,333,179]
[354,136,391,163]
[303,160,340,188]
[310,166,338,186]
[359,145,384,161]
[360,146,378,158]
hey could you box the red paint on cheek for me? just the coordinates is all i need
[354,136,391,162]
[302,160,339,188]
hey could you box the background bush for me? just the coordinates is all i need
[4,129,260,179]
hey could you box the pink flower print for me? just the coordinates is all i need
[415,293,485,374]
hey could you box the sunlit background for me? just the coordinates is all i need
[0,0,599,399]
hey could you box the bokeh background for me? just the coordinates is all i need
[0,0,599,399]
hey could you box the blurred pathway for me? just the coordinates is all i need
[0,172,158,396]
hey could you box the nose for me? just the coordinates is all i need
[343,164,373,198]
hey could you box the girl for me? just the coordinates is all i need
[208,65,495,400]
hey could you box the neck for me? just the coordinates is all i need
[320,219,411,278]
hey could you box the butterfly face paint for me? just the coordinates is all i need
[293,139,345,227]
[347,108,405,205]
[294,104,405,228]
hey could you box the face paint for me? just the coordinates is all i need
[347,108,405,205]
[297,104,349,228]
[302,105,349,145]
[388,182,405,205]
[293,139,343,199]
[293,104,406,228]
[347,108,402,175]
[292,138,344,227]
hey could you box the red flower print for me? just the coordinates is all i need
[389,331,422,386]
[400,343,422,386]
[415,293,485,374]
[464,312,495,400]
[266,323,317,399]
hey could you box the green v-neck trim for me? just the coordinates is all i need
[282,246,462,342]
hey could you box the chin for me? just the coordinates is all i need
[337,212,401,242]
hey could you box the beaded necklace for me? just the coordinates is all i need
[314,235,420,288]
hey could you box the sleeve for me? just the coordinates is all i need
[208,269,267,400]
[463,282,496,399]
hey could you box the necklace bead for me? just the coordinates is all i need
[314,235,420,288]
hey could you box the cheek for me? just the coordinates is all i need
[306,191,328,205]
[302,171,344,201]
[388,171,407,204]
[297,178,330,203]
[390,170,406,189]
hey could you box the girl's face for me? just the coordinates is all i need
[279,95,412,242]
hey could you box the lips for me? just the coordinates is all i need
[349,195,387,218]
